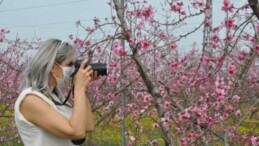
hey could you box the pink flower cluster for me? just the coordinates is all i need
[224,18,235,30]
[238,50,247,61]
[222,0,234,12]
[0,29,10,43]
[191,1,205,9]
[112,42,127,57]
[228,62,236,76]
[210,34,220,49]
[170,1,184,13]
[137,5,154,21]
[138,39,151,50]
[170,42,177,50]
[199,56,211,66]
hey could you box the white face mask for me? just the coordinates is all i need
[55,65,74,88]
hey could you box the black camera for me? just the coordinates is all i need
[74,59,108,76]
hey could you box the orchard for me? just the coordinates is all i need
[0,0,259,145]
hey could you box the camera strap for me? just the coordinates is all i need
[41,89,72,107]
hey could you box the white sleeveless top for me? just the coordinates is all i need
[14,87,77,146]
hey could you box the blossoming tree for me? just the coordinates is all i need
[0,0,259,145]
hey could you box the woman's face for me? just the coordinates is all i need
[50,59,75,80]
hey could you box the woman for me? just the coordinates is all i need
[15,39,96,146]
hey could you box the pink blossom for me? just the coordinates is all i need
[182,111,190,120]
[127,141,133,146]
[142,5,153,20]
[139,39,151,50]
[213,27,220,32]
[109,60,120,69]
[171,1,183,13]
[143,94,152,103]
[108,73,118,84]
[0,29,9,43]
[238,50,247,61]
[225,105,233,112]
[140,106,148,113]
[226,34,233,43]
[136,21,144,29]
[198,1,205,8]
[251,136,259,146]
[129,136,135,141]
[169,62,180,69]
[160,116,170,123]
[228,63,236,76]
[210,34,220,43]
[93,17,100,25]
[128,11,135,16]
[96,45,101,53]
[188,131,195,138]
[253,45,259,52]
[232,95,240,103]
[159,85,165,90]
[112,42,127,56]
[235,110,242,116]
[109,17,115,24]
[225,18,235,30]
[222,0,234,12]
[136,10,142,18]
[108,101,114,107]
[215,88,226,96]
[0,31,5,43]
[106,93,115,100]
[129,38,135,45]
[163,101,170,109]
[205,19,211,27]
[85,40,91,46]
[250,37,257,44]
[85,27,94,33]
[181,138,188,146]
[153,123,159,128]
[73,38,83,48]
[137,31,142,37]
[116,47,127,57]
[199,56,211,65]
[217,95,225,103]
[151,139,158,146]
[227,126,236,132]
[192,106,202,118]
[136,5,153,21]
[180,11,186,16]
[170,42,177,50]
[159,31,166,39]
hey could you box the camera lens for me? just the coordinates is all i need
[74,60,108,76]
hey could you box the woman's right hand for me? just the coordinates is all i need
[74,60,93,89]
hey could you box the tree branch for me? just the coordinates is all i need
[248,0,259,19]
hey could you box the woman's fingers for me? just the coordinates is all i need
[79,60,87,70]
[90,71,100,81]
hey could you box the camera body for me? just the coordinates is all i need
[74,59,108,76]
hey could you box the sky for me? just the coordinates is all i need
[0,0,248,49]
[0,0,111,41]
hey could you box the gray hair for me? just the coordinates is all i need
[20,38,78,99]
